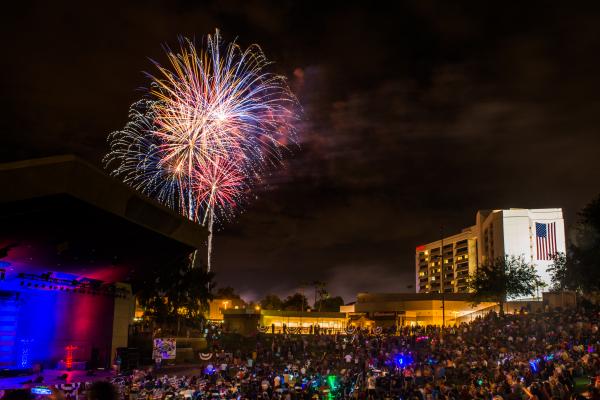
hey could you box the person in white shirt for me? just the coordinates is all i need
[367,374,376,399]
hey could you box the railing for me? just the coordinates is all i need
[257,326,349,335]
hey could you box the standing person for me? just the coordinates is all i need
[367,373,377,399]
[345,353,352,364]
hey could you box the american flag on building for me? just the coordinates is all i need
[535,222,557,260]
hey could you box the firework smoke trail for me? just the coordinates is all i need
[106,30,298,272]
[193,155,247,270]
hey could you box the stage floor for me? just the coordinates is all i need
[0,369,115,390]
[0,365,205,389]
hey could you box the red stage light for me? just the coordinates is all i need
[65,345,77,370]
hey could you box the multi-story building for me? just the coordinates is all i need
[416,208,566,294]
[415,226,478,294]
[475,208,566,287]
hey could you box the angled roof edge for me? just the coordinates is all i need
[0,155,206,249]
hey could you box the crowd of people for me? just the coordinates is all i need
[4,308,600,399]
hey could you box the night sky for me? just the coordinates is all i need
[3,1,600,302]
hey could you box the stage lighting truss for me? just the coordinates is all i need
[16,272,129,298]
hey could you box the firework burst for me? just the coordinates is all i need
[105,100,188,211]
[193,155,247,222]
[105,30,298,271]
[148,31,296,177]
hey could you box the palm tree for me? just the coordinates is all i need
[311,280,325,310]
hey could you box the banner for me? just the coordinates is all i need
[257,325,270,333]
[345,325,357,335]
[153,338,176,360]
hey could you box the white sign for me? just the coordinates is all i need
[153,338,176,360]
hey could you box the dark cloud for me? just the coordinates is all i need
[3,1,600,302]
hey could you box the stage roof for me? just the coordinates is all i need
[0,155,207,282]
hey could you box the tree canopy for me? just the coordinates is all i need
[570,193,600,292]
[259,294,283,310]
[282,293,309,311]
[314,296,344,312]
[214,286,241,299]
[546,252,580,292]
[136,256,214,333]
[469,256,543,314]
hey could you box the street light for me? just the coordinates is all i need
[440,225,446,331]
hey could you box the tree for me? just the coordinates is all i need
[311,281,325,308]
[282,293,309,311]
[215,286,241,299]
[137,256,214,335]
[580,193,600,230]
[547,252,579,292]
[468,256,543,315]
[314,296,345,312]
[260,294,283,310]
[317,287,330,311]
[571,193,600,292]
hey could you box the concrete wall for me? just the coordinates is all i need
[223,314,260,336]
[110,283,135,365]
[543,291,577,309]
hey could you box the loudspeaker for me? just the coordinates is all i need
[115,347,140,372]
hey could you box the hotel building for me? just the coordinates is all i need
[416,208,566,294]
[415,227,478,294]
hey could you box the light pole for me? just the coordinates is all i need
[440,225,445,331]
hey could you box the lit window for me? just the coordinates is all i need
[431,277,436,281]
[424,250,428,255]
